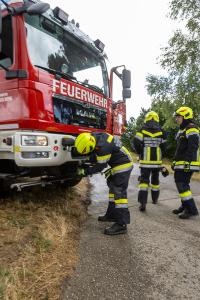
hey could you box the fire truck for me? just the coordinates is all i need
[0,0,131,193]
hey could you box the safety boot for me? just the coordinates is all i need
[151,190,159,204]
[172,206,184,215]
[98,215,116,222]
[104,223,127,235]
[152,199,158,204]
[139,203,146,212]
[138,190,147,212]
[179,209,199,219]
[98,202,116,222]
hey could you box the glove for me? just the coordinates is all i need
[171,161,176,171]
[184,162,190,172]
[161,167,169,177]
[103,168,112,179]
[76,167,86,177]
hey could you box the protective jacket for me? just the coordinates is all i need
[133,120,166,168]
[83,132,133,225]
[85,132,133,175]
[174,122,200,171]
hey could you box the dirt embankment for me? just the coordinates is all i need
[0,179,90,300]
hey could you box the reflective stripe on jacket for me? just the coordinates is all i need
[86,133,133,175]
[174,125,200,171]
[133,121,166,169]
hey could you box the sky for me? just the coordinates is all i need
[45,0,178,120]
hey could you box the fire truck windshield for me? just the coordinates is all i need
[25,14,109,96]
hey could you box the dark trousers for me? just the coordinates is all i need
[138,168,160,205]
[174,170,198,215]
[105,170,132,225]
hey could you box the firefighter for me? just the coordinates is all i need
[172,106,199,219]
[132,111,167,212]
[74,132,133,235]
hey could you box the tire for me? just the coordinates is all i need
[0,179,11,199]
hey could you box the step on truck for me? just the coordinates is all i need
[0,0,131,193]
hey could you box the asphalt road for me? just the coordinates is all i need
[62,165,200,300]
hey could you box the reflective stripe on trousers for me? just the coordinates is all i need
[179,190,193,201]
[115,198,128,208]
[150,184,160,191]
[108,193,115,202]
[138,183,148,191]
[138,168,160,204]
[106,170,132,224]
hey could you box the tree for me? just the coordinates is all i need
[156,0,200,119]
[121,108,149,151]
[121,117,136,149]
[144,0,200,157]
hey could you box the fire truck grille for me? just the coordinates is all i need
[53,96,107,129]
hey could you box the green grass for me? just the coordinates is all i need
[7,215,28,229]
[33,231,53,253]
[0,266,11,299]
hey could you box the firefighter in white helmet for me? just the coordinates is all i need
[75,132,133,235]
[132,111,167,212]
[172,106,199,219]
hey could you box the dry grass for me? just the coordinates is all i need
[0,179,90,300]
[189,171,200,181]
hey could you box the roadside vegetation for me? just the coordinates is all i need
[0,179,90,300]
[122,0,200,182]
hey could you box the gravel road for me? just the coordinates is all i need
[62,165,200,300]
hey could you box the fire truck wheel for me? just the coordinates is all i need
[0,180,11,199]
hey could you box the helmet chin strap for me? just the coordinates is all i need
[180,118,193,129]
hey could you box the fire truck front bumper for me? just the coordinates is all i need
[0,131,83,167]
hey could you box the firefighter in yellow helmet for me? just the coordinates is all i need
[172,106,199,219]
[75,132,133,235]
[132,111,167,212]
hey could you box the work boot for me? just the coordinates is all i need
[139,203,146,212]
[98,215,116,222]
[172,206,184,215]
[179,209,199,219]
[104,223,127,235]
[151,190,159,204]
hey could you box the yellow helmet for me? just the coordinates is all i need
[145,111,159,123]
[75,133,96,155]
[175,106,193,119]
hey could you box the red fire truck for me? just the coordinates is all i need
[0,0,131,193]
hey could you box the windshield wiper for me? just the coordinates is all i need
[35,65,77,82]
[79,81,104,95]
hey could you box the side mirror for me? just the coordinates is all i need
[122,69,131,89]
[27,3,50,15]
[122,88,131,99]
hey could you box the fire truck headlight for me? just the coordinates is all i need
[21,135,48,146]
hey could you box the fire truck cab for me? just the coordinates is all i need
[0,0,131,192]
